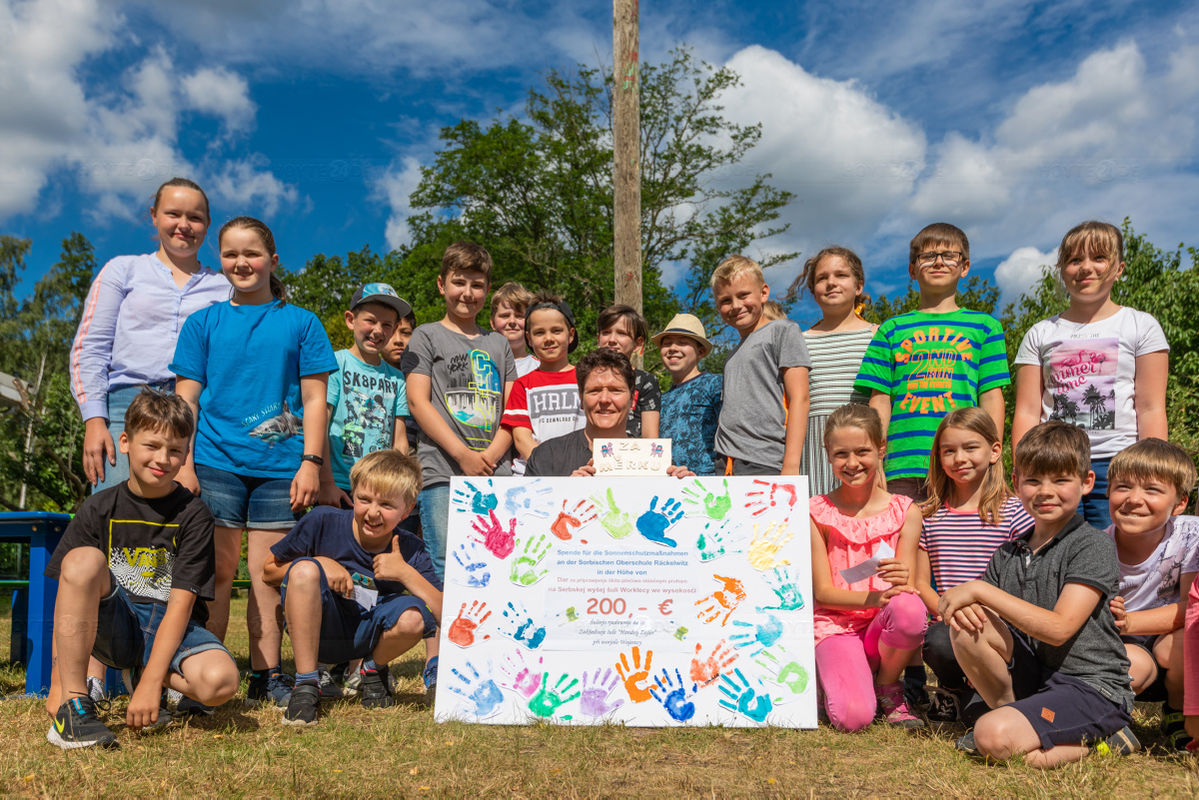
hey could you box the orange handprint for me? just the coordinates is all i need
[615,645,655,703]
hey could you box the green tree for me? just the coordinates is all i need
[0,233,96,511]
[401,48,796,358]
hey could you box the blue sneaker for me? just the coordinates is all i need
[422,656,439,707]
[247,670,293,708]
[46,696,118,750]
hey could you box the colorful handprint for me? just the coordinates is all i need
[694,574,747,625]
[528,672,581,718]
[745,479,798,518]
[614,646,655,703]
[509,534,552,586]
[591,487,634,539]
[450,541,492,587]
[762,566,805,611]
[746,521,793,570]
[696,520,731,562]
[752,647,810,703]
[578,668,625,716]
[550,498,598,541]
[447,661,504,718]
[498,600,548,649]
[729,613,784,654]
[636,496,684,547]
[452,480,498,515]
[471,509,518,559]
[497,650,543,698]
[649,667,698,722]
[682,479,733,521]
[717,668,774,723]
[690,639,739,687]
[505,483,552,518]
[447,600,491,647]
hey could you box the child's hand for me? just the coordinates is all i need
[176,464,201,496]
[372,537,409,583]
[290,462,320,511]
[126,682,163,730]
[948,602,989,634]
[318,557,354,597]
[1108,595,1127,631]
[317,479,351,508]
[457,449,495,477]
[874,585,918,607]
[876,558,909,587]
[937,580,981,622]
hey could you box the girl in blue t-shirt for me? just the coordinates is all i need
[171,216,337,705]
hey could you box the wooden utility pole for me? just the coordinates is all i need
[613,0,642,322]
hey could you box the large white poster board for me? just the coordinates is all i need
[434,476,815,728]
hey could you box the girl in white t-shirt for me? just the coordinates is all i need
[1012,220,1169,528]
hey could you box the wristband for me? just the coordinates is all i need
[301,454,324,467]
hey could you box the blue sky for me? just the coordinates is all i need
[3,0,1198,323]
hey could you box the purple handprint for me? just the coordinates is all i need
[578,668,625,717]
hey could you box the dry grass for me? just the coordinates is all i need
[1,597,1197,799]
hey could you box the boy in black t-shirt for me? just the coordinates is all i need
[264,449,442,725]
[44,389,238,749]
[939,421,1136,767]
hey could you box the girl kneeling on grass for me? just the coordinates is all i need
[809,404,927,731]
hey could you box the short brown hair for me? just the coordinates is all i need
[490,281,534,317]
[576,348,635,394]
[441,241,492,282]
[1013,421,1090,480]
[710,254,764,290]
[596,304,648,345]
[349,449,422,508]
[1108,438,1197,501]
[1056,221,1122,273]
[909,223,969,267]
[125,387,194,440]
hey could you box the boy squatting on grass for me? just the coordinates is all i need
[263,449,442,726]
[940,421,1137,768]
[44,388,239,749]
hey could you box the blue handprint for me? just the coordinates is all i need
[717,668,773,723]
[499,601,548,649]
[453,480,498,515]
[649,667,697,722]
[505,482,552,518]
[636,496,684,547]
[447,661,504,718]
[450,541,492,588]
[761,566,805,611]
[729,613,784,654]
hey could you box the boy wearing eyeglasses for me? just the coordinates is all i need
[854,222,1010,502]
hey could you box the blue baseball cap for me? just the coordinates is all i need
[351,282,412,318]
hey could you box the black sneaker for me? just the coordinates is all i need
[247,670,293,708]
[359,668,394,710]
[282,683,321,727]
[1095,725,1140,756]
[175,696,215,718]
[954,730,979,756]
[120,668,172,731]
[1162,704,1193,752]
[926,687,961,723]
[46,696,118,750]
[317,668,351,700]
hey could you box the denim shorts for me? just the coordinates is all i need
[195,463,299,529]
[92,381,175,493]
[280,557,437,664]
[92,581,228,675]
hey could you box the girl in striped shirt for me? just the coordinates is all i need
[914,407,1033,722]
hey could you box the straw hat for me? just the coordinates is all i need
[651,313,713,357]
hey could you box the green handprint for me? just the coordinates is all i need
[510,534,552,586]
[528,672,580,717]
[683,479,733,521]
[592,487,634,539]
[697,520,730,562]
[753,646,810,702]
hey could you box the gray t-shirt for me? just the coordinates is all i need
[401,322,516,485]
[715,319,811,469]
[981,514,1133,706]
[525,429,592,477]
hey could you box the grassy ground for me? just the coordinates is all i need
[1,597,1197,799]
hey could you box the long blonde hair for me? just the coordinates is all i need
[920,407,1010,525]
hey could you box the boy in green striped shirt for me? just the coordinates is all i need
[854,223,1010,501]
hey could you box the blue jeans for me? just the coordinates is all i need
[92,381,174,493]
[1081,457,1112,530]
[417,482,450,582]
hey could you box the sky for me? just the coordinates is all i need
[3,0,1197,323]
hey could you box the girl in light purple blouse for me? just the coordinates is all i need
[70,178,230,491]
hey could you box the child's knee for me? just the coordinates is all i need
[283,559,322,593]
[187,652,239,705]
[388,608,428,638]
[58,546,107,583]
[826,693,876,732]
[973,714,1025,760]
[880,592,927,648]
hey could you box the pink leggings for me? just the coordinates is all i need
[1185,579,1199,716]
[815,591,928,732]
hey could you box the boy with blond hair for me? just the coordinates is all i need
[941,421,1136,767]
[1105,438,1198,751]
[854,223,1009,501]
[710,254,810,474]
[490,281,538,377]
[265,450,441,725]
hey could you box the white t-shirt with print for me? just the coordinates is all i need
[1014,307,1168,458]
[1108,515,1199,612]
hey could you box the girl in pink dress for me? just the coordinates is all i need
[809,404,927,730]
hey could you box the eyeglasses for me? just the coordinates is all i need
[916,251,965,267]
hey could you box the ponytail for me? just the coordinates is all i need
[269,273,288,303]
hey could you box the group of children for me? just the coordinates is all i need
[48,176,1196,769]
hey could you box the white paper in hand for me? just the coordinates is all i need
[352,585,379,611]
[839,540,895,585]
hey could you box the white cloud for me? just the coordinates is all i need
[182,68,257,134]
[208,159,299,220]
[994,246,1056,304]
[377,156,424,250]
